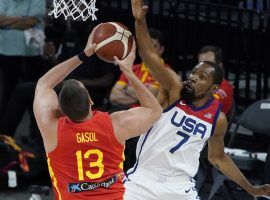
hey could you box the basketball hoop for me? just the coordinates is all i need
[48,0,98,21]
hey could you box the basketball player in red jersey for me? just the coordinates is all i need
[33,25,162,200]
[123,0,270,199]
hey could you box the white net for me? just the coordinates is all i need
[49,0,98,21]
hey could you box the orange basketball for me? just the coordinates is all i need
[93,22,133,63]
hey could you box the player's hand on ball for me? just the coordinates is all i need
[84,24,101,56]
[131,0,149,21]
[249,184,270,197]
[113,39,136,73]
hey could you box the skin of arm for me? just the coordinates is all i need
[111,41,163,144]
[33,27,97,152]
[131,0,181,104]
[208,112,270,197]
[157,86,169,109]
[157,68,182,108]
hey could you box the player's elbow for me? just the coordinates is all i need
[151,105,163,121]
[36,77,48,92]
[208,156,219,166]
[208,153,226,166]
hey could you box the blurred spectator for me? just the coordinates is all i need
[0,0,46,114]
[109,28,169,112]
[198,45,234,115]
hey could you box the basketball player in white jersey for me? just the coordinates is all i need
[123,0,270,199]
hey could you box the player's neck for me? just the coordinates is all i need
[191,96,211,108]
[72,110,93,123]
[83,110,93,121]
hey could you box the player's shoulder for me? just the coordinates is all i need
[216,111,227,122]
[214,111,228,136]
[109,110,125,122]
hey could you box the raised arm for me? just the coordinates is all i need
[208,112,270,198]
[33,27,97,152]
[111,41,162,144]
[131,0,179,93]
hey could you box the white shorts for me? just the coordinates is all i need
[123,168,200,200]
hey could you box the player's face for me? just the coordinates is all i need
[181,63,215,103]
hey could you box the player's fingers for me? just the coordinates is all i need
[113,56,119,65]
[91,43,97,48]
[131,38,136,53]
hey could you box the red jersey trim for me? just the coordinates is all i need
[47,155,62,200]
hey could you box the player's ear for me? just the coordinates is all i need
[89,98,94,106]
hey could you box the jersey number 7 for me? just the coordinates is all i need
[170,131,190,153]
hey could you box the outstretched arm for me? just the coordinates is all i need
[33,27,97,152]
[208,112,270,198]
[111,41,162,144]
[131,0,180,95]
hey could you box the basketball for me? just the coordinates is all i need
[93,22,134,63]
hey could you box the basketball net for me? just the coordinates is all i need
[49,0,98,21]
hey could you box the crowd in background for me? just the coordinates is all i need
[0,0,269,199]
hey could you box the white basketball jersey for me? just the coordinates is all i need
[126,97,222,179]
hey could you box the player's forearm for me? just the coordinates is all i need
[135,19,156,57]
[125,86,138,99]
[123,70,162,112]
[135,19,173,90]
[37,55,84,89]
[210,153,254,194]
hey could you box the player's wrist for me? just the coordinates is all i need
[245,184,255,195]
[77,51,91,62]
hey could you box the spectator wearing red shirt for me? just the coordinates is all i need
[198,45,234,115]
[109,28,169,111]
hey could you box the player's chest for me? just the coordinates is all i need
[153,109,214,142]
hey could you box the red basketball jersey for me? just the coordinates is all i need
[47,111,125,200]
